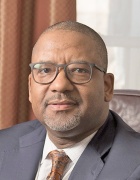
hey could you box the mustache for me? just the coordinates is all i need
[44,93,81,106]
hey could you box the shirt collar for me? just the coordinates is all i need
[41,132,97,164]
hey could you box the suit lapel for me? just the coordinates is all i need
[0,125,46,180]
[19,125,46,180]
[97,112,140,180]
[69,112,116,180]
[68,141,104,180]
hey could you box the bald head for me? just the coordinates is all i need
[33,21,108,71]
[44,21,108,71]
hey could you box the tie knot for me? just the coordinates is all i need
[47,150,69,180]
[49,150,69,162]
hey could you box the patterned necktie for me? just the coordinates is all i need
[47,150,70,180]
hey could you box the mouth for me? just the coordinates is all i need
[47,100,77,111]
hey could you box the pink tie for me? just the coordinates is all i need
[47,150,69,180]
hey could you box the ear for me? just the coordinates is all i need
[28,74,32,103]
[104,73,114,102]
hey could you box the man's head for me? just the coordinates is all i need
[29,21,114,140]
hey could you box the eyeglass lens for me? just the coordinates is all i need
[32,63,92,84]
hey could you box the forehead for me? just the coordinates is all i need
[34,30,96,49]
[32,30,100,64]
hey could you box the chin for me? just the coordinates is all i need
[43,111,81,132]
[47,121,80,132]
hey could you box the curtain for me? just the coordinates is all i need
[0,0,76,129]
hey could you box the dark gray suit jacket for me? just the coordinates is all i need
[0,111,140,180]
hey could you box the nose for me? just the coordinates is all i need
[49,69,74,93]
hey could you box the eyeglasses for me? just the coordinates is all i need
[29,61,106,85]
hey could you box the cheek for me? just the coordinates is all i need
[29,81,48,112]
[79,82,105,111]
[77,86,93,110]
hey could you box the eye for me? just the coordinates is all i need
[70,68,89,74]
[38,68,51,74]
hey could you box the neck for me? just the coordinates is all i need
[47,127,98,149]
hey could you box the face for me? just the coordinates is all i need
[29,30,114,138]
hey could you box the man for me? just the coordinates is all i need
[0,21,140,180]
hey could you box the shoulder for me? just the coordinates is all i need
[0,120,42,136]
[0,120,44,150]
[110,110,140,145]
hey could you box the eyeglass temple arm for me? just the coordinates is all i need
[94,64,106,73]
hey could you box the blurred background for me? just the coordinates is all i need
[0,0,139,129]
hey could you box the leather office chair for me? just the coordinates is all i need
[109,89,140,132]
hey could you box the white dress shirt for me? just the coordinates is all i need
[35,132,96,180]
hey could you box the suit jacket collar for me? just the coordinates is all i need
[17,113,115,180]
[19,124,46,147]
[19,125,46,179]
[69,112,116,180]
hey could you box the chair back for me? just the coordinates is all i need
[109,89,140,132]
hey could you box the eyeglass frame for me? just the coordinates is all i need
[29,61,106,85]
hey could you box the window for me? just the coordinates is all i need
[77,0,140,89]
